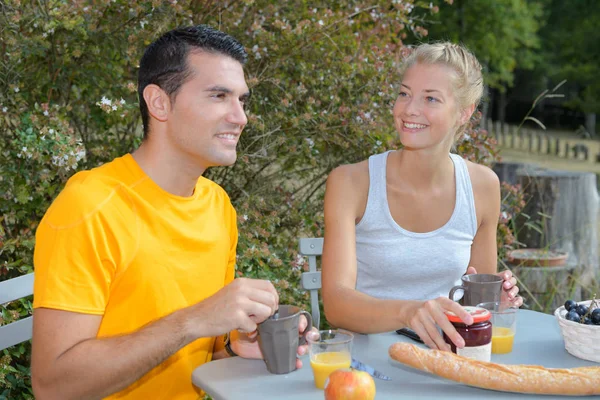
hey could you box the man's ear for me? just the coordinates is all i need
[143,84,170,122]
[460,103,476,126]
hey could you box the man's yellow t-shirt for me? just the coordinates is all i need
[33,154,237,399]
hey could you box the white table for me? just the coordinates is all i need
[192,310,599,399]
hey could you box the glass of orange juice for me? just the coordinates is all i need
[477,301,517,354]
[307,329,353,389]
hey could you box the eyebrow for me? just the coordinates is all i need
[206,85,252,101]
[401,84,443,95]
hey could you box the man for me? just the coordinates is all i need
[31,25,309,399]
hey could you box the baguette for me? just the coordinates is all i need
[389,342,600,396]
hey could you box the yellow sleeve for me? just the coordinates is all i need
[225,202,238,286]
[33,181,119,314]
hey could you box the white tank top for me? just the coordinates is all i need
[355,151,478,300]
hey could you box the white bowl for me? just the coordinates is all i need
[554,300,600,363]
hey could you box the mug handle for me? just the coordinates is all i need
[298,311,313,346]
[449,285,465,302]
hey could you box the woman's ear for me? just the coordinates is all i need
[459,103,476,126]
[143,84,170,122]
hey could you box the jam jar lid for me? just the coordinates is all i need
[445,306,491,323]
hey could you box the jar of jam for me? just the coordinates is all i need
[443,306,492,362]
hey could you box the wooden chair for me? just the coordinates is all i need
[0,273,34,350]
[298,238,323,330]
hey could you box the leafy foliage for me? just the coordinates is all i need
[426,0,543,90]
[540,0,600,115]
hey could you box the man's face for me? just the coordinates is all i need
[165,51,250,170]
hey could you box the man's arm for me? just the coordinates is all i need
[32,308,191,400]
[31,278,278,400]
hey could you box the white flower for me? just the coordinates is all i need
[318,20,324,26]
[120,98,126,105]
[101,96,112,106]
[13,87,19,93]
[2,107,7,112]
[49,129,54,134]
[43,110,49,116]
[112,105,117,111]
[376,140,382,146]
[243,214,248,221]
[22,146,27,152]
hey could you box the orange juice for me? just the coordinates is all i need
[492,327,515,354]
[309,351,351,389]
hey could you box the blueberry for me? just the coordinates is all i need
[575,305,589,317]
[566,310,581,323]
[564,299,577,312]
[592,309,600,325]
[584,317,594,325]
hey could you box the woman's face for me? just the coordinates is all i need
[393,63,468,151]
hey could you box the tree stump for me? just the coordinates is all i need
[492,162,525,185]
[515,169,599,301]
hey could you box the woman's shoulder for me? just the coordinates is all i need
[325,159,371,206]
[328,159,369,186]
[464,159,500,197]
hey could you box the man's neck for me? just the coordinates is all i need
[131,141,204,197]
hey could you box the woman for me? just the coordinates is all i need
[321,42,523,352]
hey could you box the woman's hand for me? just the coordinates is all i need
[466,266,524,308]
[407,297,473,351]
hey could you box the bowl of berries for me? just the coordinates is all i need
[554,297,600,363]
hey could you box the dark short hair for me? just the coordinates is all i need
[137,25,248,138]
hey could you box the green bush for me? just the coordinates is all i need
[0,1,522,397]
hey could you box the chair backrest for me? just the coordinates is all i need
[299,238,323,330]
[0,273,34,350]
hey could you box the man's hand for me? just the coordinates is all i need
[231,314,319,369]
[186,278,279,340]
[466,266,524,307]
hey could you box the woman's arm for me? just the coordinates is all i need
[467,162,501,274]
[466,163,522,306]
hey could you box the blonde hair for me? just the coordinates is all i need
[399,42,484,140]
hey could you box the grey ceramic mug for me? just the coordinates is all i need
[257,305,312,374]
[449,273,503,306]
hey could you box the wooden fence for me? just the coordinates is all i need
[486,120,600,163]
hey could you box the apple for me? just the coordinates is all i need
[324,368,376,400]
